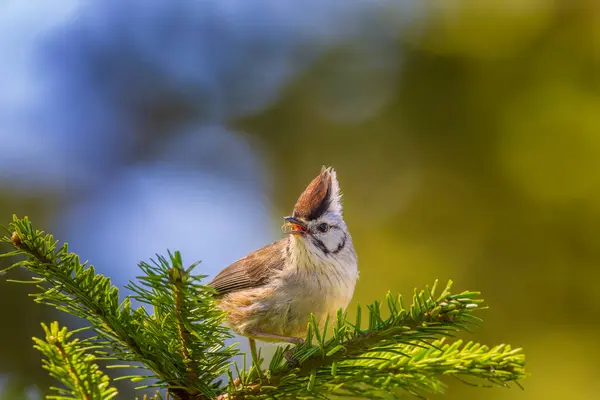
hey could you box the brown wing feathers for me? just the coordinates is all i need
[208,240,286,296]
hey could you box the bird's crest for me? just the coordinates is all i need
[293,166,342,220]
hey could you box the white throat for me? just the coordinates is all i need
[286,234,358,287]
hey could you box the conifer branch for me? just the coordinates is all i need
[223,282,525,399]
[1,216,527,399]
[170,266,199,393]
[33,321,118,400]
[1,216,236,400]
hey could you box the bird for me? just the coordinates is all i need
[208,166,358,363]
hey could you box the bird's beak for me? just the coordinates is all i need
[283,216,308,235]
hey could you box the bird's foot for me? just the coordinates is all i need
[284,348,300,367]
[283,338,305,366]
[247,331,305,366]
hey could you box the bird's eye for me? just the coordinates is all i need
[316,223,329,233]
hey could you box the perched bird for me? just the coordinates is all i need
[208,167,358,360]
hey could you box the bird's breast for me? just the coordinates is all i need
[266,255,358,334]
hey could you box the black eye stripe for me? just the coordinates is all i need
[311,238,330,255]
[312,223,338,231]
[311,232,347,256]
[332,233,347,254]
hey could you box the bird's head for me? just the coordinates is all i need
[283,167,351,257]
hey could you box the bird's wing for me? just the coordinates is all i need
[208,239,287,296]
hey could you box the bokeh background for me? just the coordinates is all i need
[1,0,598,399]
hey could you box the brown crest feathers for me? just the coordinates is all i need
[293,168,333,221]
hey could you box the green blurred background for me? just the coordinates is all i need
[1,1,598,399]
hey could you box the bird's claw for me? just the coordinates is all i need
[284,338,305,366]
[284,348,300,367]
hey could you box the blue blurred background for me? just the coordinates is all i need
[1,1,598,398]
